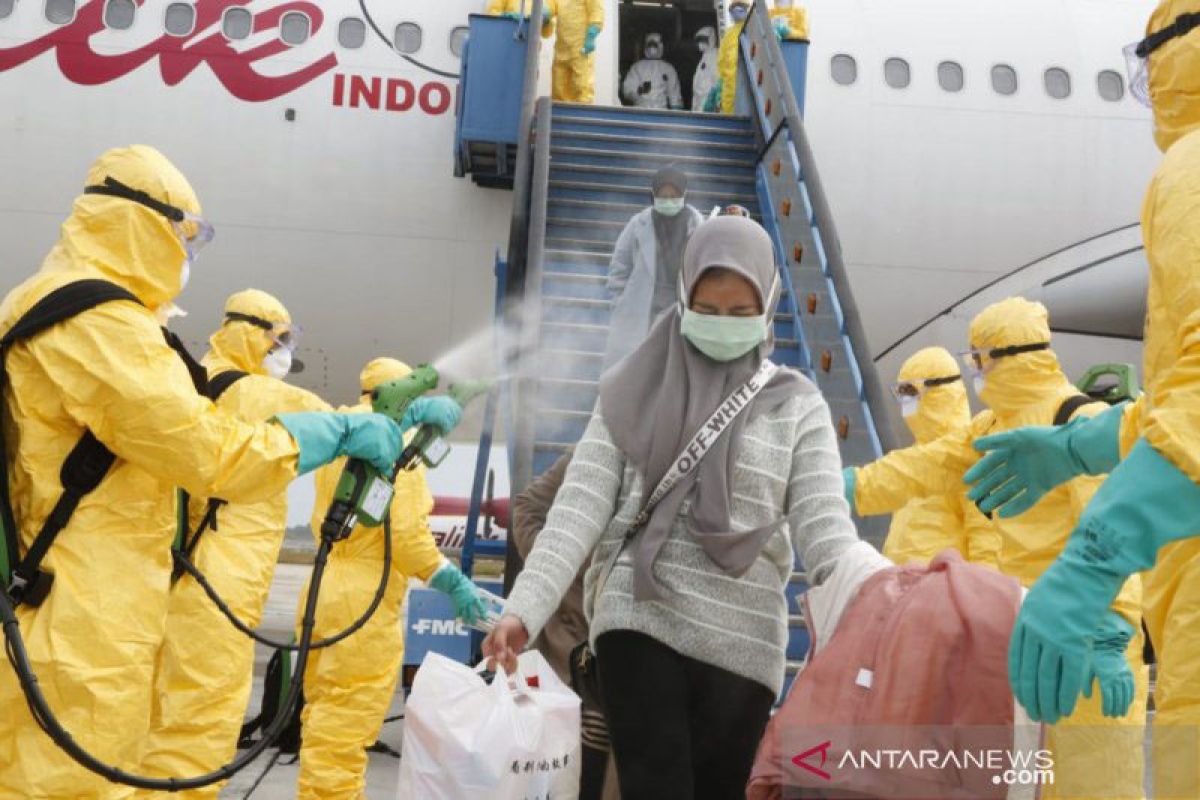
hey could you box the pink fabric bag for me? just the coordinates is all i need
[748,549,1023,800]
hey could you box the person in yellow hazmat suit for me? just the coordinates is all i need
[295,358,489,800]
[0,146,404,799]
[711,0,751,113]
[487,0,555,39]
[845,298,1148,800]
[962,4,1200,793]
[552,0,603,103]
[879,347,972,565]
[132,289,330,799]
[769,0,809,41]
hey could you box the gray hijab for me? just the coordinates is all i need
[599,216,814,601]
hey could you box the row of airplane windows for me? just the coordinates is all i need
[829,53,1129,102]
[0,0,470,57]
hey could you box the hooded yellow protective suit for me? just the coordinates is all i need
[0,146,300,799]
[294,358,445,800]
[717,16,747,113]
[880,348,972,565]
[1113,4,1200,794]
[851,299,1147,799]
[552,0,602,103]
[134,290,328,798]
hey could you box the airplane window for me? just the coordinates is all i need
[450,25,469,58]
[222,7,251,41]
[1097,70,1124,102]
[395,22,422,55]
[831,54,857,86]
[0,0,11,20]
[338,17,366,49]
[1044,67,1071,99]
[938,61,964,92]
[991,64,1018,96]
[103,0,135,30]
[44,0,75,25]
[884,58,910,89]
[280,11,310,46]
[164,2,194,37]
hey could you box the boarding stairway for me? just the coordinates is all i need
[471,2,897,693]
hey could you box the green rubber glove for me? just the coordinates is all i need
[1010,439,1200,723]
[704,82,722,113]
[1082,611,1136,719]
[429,561,488,626]
[842,467,857,515]
[582,23,601,55]
[772,18,790,40]
[502,11,521,20]
[966,403,1125,518]
[401,396,464,435]
[274,412,403,476]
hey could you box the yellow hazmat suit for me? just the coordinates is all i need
[769,3,809,40]
[0,146,300,799]
[552,0,602,103]
[295,358,446,800]
[880,348,971,565]
[717,18,746,113]
[1119,4,1200,794]
[134,290,328,799]
[851,299,1147,799]
[486,0,555,38]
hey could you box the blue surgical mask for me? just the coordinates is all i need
[680,308,767,361]
[654,197,685,216]
[730,6,749,22]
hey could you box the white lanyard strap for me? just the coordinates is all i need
[630,359,780,529]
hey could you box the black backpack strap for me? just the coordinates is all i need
[207,370,249,402]
[162,329,209,396]
[0,280,141,603]
[1053,395,1096,427]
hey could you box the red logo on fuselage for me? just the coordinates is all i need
[0,0,335,102]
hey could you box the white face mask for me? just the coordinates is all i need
[697,39,710,53]
[179,259,191,292]
[263,347,293,380]
[899,396,920,418]
[155,302,187,327]
[973,374,986,397]
[654,196,685,216]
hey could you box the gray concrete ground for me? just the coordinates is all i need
[217,560,406,800]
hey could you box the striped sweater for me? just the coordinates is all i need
[504,387,860,695]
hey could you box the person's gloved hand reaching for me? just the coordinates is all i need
[402,396,464,434]
[428,560,489,625]
[274,412,403,475]
[582,23,601,55]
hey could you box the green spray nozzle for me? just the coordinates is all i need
[370,364,439,422]
[447,378,492,409]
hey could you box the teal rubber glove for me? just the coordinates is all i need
[429,561,488,626]
[1082,611,1136,719]
[275,412,403,475]
[502,11,521,20]
[772,18,790,40]
[842,467,857,515]
[704,82,722,113]
[965,403,1125,518]
[401,396,464,435]
[582,23,600,55]
[1010,439,1200,723]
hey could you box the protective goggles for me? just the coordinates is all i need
[224,312,302,352]
[890,374,961,401]
[84,176,214,261]
[1124,12,1200,108]
[959,342,1049,374]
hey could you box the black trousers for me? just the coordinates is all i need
[595,630,775,800]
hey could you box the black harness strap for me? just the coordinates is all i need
[1053,395,1097,427]
[207,370,249,402]
[0,280,141,606]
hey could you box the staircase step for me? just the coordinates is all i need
[551,118,756,147]
[543,248,611,266]
[537,349,605,382]
[544,237,613,255]
[543,296,611,327]
[540,320,608,353]
[551,131,757,162]
[550,164,756,195]
[534,408,591,445]
[552,102,755,131]
[551,146,759,175]
[543,274,607,301]
[549,181,758,207]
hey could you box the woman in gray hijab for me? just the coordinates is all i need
[486,217,860,799]
[602,164,704,369]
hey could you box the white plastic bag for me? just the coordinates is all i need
[397,650,581,800]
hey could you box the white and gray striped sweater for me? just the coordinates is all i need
[505,388,860,696]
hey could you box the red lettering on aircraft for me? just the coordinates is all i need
[0,0,336,102]
[331,73,452,115]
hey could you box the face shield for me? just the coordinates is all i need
[1124,12,1200,109]
[959,342,1050,377]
